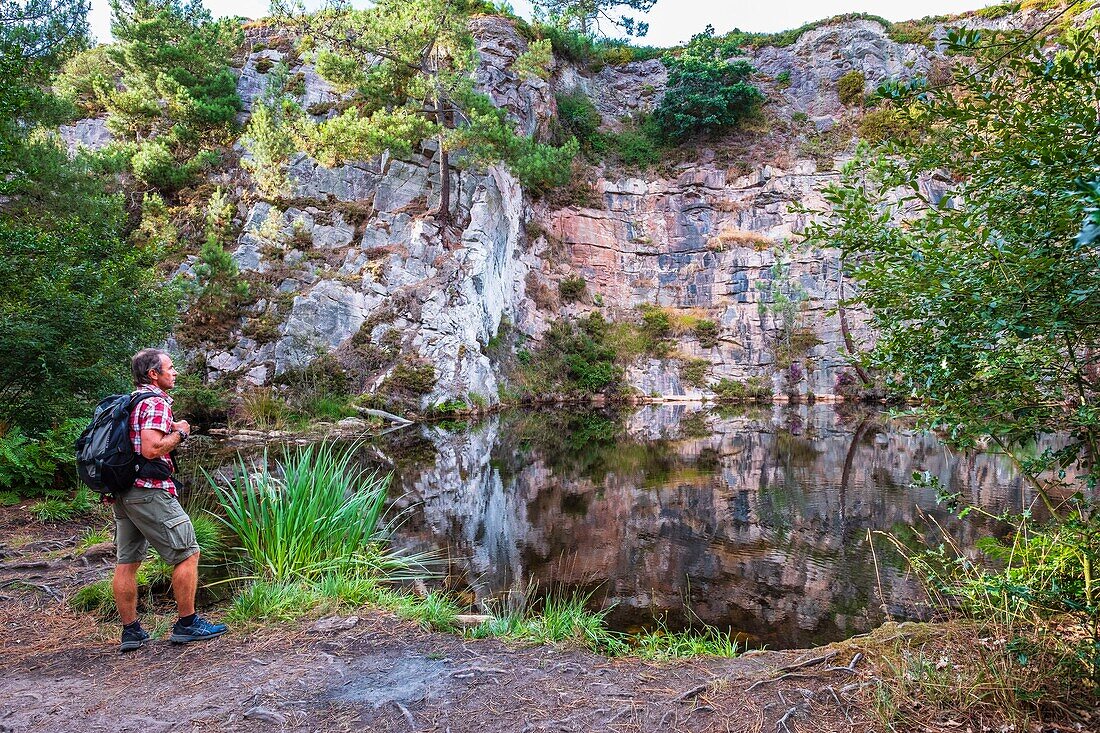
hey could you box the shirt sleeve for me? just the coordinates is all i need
[135,397,173,435]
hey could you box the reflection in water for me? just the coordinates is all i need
[380,404,1034,649]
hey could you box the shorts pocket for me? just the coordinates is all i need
[123,492,155,506]
[164,514,196,551]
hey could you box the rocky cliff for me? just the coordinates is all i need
[58,4,1084,408]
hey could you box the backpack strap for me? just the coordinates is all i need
[129,391,175,480]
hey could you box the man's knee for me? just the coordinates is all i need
[115,561,141,579]
[175,550,200,569]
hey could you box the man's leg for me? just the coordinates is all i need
[171,551,200,618]
[113,562,142,625]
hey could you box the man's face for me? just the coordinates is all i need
[149,354,178,391]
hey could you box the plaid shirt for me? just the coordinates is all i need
[129,385,177,496]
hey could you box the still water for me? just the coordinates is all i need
[369,404,1034,649]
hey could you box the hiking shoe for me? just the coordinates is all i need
[120,623,150,652]
[169,615,228,644]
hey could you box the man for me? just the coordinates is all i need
[112,348,228,652]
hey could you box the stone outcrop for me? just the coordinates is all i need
[81,6,1051,407]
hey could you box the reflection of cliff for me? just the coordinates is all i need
[384,405,1034,649]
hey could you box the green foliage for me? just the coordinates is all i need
[558,275,586,301]
[726,13,895,50]
[76,526,113,553]
[387,358,437,396]
[0,2,180,440]
[28,485,94,521]
[170,372,229,430]
[653,26,763,141]
[0,216,178,434]
[857,105,921,144]
[471,589,628,655]
[604,118,661,168]
[774,70,791,89]
[0,491,20,506]
[712,376,772,401]
[693,319,719,348]
[28,497,73,522]
[533,313,623,393]
[836,70,866,107]
[178,188,250,344]
[70,579,117,618]
[679,358,709,387]
[105,0,242,143]
[227,581,324,624]
[0,421,83,495]
[976,2,1020,19]
[631,617,740,660]
[242,63,300,198]
[288,0,579,200]
[555,90,601,151]
[396,590,463,631]
[130,139,217,190]
[215,443,411,582]
[532,0,656,39]
[512,38,553,80]
[53,45,114,117]
[807,24,1100,701]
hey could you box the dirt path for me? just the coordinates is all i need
[0,508,878,733]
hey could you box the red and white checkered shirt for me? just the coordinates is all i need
[129,385,177,496]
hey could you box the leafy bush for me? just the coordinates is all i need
[0,420,83,495]
[242,63,300,198]
[609,121,661,168]
[653,26,764,141]
[712,376,772,401]
[775,70,792,89]
[679,358,709,387]
[54,45,114,116]
[555,90,601,151]
[0,490,20,506]
[0,216,179,436]
[387,358,437,395]
[694,319,720,348]
[170,372,229,430]
[559,275,586,302]
[836,70,866,106]
[857,106,921,145]
[525,313,624,394]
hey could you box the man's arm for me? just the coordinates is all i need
[139,420,190,460]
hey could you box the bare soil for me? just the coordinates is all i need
[0,504,893,732]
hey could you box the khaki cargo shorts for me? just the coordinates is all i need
[113,487,200,566]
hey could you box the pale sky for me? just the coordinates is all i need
[88,0,1004,47]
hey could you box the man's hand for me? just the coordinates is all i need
[173,420,191,436]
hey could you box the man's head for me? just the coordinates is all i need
[131,348,178,391]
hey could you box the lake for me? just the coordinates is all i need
[361,403,1034,649]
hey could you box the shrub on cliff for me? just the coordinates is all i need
[836,70,866,107]
[652,26,763,141]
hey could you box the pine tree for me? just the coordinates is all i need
[532,0,657,38]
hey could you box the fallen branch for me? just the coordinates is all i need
[356,407,414,425]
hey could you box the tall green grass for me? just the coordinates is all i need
[213,442,426,583]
